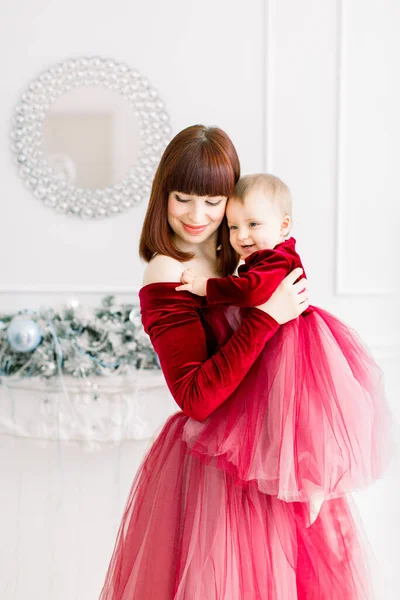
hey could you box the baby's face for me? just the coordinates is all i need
[226,189,284,258]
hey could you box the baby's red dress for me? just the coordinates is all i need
[99,251,389,598]
[184,237,392,506]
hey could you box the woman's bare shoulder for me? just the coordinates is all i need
[142,255,184,286]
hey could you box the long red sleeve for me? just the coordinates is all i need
[139,282,279,421]
[206,249,292,307]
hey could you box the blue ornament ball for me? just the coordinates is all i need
[7,317,42,353]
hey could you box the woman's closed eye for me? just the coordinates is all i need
[174,194,191,204]
[174,194,222,207]
[206,200,223,206]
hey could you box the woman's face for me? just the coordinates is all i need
[167,191,227,246]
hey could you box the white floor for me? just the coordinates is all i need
[0,432,154,600]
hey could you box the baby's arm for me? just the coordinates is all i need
[207,251,293,307]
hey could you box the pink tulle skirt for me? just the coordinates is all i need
[99,307,391,599]
[99,412,374,600]
[183,307,393,507]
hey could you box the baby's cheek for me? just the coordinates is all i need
[230,238,240,253]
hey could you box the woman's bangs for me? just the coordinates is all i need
[168,147,235,198]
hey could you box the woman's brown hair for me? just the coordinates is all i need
[139,125,240,276]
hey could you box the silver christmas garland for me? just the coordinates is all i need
[0,295,159,380]
[0,297,168,443]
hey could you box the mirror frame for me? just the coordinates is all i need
[10,56,172,219]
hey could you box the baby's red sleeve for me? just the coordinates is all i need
[206,250,292,307]
[139,283,279,421]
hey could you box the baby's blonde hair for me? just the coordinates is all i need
[232,173,292,217]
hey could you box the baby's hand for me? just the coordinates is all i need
[175,269,208,296]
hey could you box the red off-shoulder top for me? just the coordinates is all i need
[139,283,279,421]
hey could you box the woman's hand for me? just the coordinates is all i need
[256,268,309,324]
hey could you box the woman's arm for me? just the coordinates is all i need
[141,292,279,421]
[140,258,307,421]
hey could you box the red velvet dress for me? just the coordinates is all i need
[99,250,386,599]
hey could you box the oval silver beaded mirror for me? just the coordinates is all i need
[10,57,172,219]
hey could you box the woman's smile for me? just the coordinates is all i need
[182,222,209,235]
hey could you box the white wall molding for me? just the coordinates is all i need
[263,0,273,172]
[333,0,392,298]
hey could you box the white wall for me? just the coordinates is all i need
[0,0,399,599]
[0,0,266,304]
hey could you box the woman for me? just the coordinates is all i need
[99,125,372,599]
